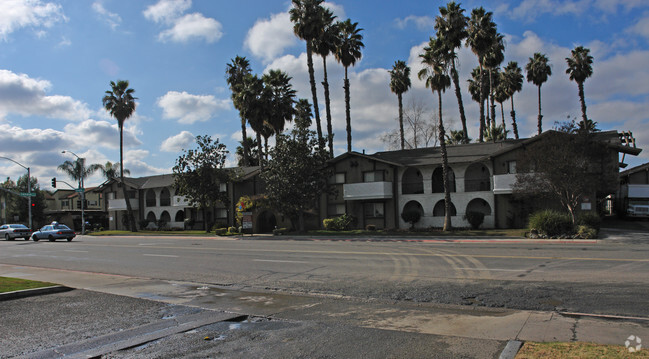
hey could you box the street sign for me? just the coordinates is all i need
[20,192,36,197]
[75,189,85,193]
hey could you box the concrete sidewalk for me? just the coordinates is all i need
[2,263,647,351]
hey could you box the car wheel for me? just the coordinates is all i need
[48,235,55,242]
[5,234,9,241]
[32,235,39,241]
[67,238,73,242]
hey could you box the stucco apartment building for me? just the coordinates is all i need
[44,188,105,231]
[619,162,649,216]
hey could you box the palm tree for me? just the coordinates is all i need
[236,137,260,167]
[484,124,508,142]
[388,60,411,150]
[494,72,509,135]
[435,1,469,143]
[237,74,265,166]
[467,66,489,126]
[102,80,138,232]
[99,161,130,181]
[484,33,504,128]
[334,19,364,152]
[466,7,497,142]
[262,69,296,135]
[446,129,471,144]
[565,46,593,129]
[525,53,552,135]
[290,0,325,148]
[502,61,523,139]
[312,8,338,156]
[58,158,102,185]
[419,37,453,231]
[226,56,253,166]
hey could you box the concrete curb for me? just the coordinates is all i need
[499,340,523,359]
[0,285,73,301]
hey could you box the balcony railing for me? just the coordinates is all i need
[343,181,393,200]
[173,195,190,207]
[107,198,139,210]
[493,174,517,194]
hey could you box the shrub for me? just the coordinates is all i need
[464,211,485,229]
[228,226,238,233]
[575,225,597,239]
[214,228,227,236]
[273,227,287,236]
[138,220,149,229]
[365,224,376,231]
[401,209,422,229]
[156,219,167,230]
[184,217,195,229]
[323,214,354,231]
[576,212,601,230]
[528,210,573,237]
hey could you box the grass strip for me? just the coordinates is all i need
[0,276,58,293]
[516,341,648,358]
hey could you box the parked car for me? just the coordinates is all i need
[31,222,76,242]
[627,204,649,218]
[0,224,32,241]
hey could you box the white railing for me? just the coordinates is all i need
[173,195,190,207]
[343,181,393,200]
[629,184,649,198]
[492,174,517,194]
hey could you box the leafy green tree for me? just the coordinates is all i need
[312,7,338,156]
[334,18,364,152]
[419,37,453,231]
[173,135,230,232]
[525,53,552,135]
[388,60,411,150]
[261,106,331,232]
[502,61,523,139]
[565,46,594,130]
[102,80,138,231]
[226,56,253,166]
[435,1,469,143]
[290,0,326,147]
[3,175,46,227]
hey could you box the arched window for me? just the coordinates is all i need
[160,188,171,207]
[401,200,425,226]
[433,200,457,217]
[432,166,456,193]
[146,211,156,223]
[160,211,171,223]
[466,198,492,215]
[174,210,184,222]
[402,168,424,194]
[464,163,491,192]
[145,189,156,207]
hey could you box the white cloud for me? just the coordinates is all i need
[0,0,66,40]
[157,91,230,124]
[0,69,91,121]
[245,12,296,62]
[161,130,195,152]
[124,149,169,176]
[394,15,435,32]
[627,13,649,40]
[143,0,191,24]
[63,119,142,149]
[92,1,121,30]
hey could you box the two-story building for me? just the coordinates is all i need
[44,188,105,231]
[619,162,649,216]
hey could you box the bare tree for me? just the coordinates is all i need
[382,97,445,150]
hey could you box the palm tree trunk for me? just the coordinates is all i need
[119,124,137,232]
[344,67,352,152]
[537,85,543,135]
[578,81,588,130]
[256,133,264,169]
[478,63,485,142]
[398,93,404,150]
[450,61,468,143]
[489,69,496,129]
[264,136,269,162]
[322,56,334,157]
[240,117,249,166]
[510,96,519,139]
[500,102,506,136]
[306,43,323,148]
[437,90,452,231]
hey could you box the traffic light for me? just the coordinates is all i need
[31,203,35,207]
[51,177,56,188]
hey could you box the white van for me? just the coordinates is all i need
[627,204,649,218]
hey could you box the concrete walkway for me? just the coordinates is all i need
[2,263,647,350]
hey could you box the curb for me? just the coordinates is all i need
[0,285,74,301]
[499,340,523,359]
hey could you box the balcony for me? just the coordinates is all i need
[493,174,517,194]
[343,181,392,200]
[629,184,649,198]
[107,198,139,210]
[173,195,190,207]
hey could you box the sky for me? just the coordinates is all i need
[1,0,649,190]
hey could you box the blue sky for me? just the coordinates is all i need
[1,0,649,189]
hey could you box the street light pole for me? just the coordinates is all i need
[62,150,85,235]
[0,156,32,229]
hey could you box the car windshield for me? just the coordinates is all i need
[9,224,27,229]
[53,224,70,230]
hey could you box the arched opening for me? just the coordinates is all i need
[466,198,492,215]
[160,210,171,223]
[402,168,424,194]
[401,200,424,228]
[433,200,457,217]
[465,163,491,192]
[160,188,171,207]
[146,211,156,223]
[432,166,456,193]
[174,210,184,222]
[257,211,277,233]
[145,189,156,207]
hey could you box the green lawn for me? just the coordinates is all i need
[0,276,58,293]
[308,228,527,237]
[516,341,648,358]
[89,230,214,236]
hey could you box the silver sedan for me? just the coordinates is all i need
[0,224,32,241]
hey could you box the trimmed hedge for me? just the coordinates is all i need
[323,214,354,231]
[528,210,573,237]
[464,211,485,229]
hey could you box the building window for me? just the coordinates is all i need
[145,189,156,207]
[160,188,171,206]
[507,161,517,174]
[88,200,98,206]
[364,202,384,218]
[61,200,69,207]
[328,204,346,216]
[363,171,384,182]
[219,183,227,192]
[330,173,346,184]
[216,208,227,219]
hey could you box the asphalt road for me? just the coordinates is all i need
[1,228,648,317]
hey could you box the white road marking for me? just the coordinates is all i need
[455,268,542,272]
[253,259,309,264]
[138,243,159,246]
[64,250,89,253]
[143,254,179,258]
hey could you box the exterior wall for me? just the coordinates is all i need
[104,182,141,231]
[142,187,189,229]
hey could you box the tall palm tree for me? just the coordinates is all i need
[467,66,489,127]
[237,74,265,166]
[388,60,411,150]
[525,53,552,135]
[226,56,252,166]
[262,69,297,135]
[334,19,364,152]
[290,0,325,148]
[102,80,138,232]
[502,61,523,139]
[435,1,469,143]
[312,8,338,156]
[484,33,504,128]
[494,72,509,135]
[419,37,453,231]
[99,161,130,181]
[58,158,102,185]
[466,7,497,142]
[565,46,593,129]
